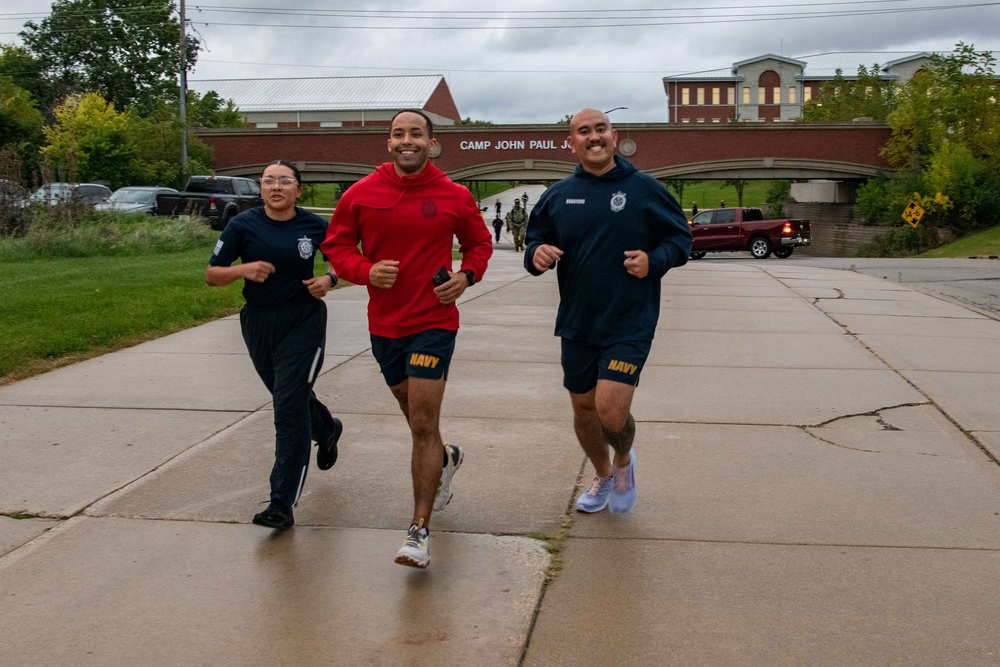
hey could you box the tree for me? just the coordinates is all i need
[725,179,750,207]
[20,0,198,116]
[0,77,45,185]
[188,91,246,129]
[43,92,134,188]
[801,65,896,123]
[0,76,44,152]
[457,116,493,126]
[0,46,57,114]
[885,43,999,171]
[556,114,573,125]
[867,43,1000,234]
[662,178,702,211]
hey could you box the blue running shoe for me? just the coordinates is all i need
[608,450,637,514]
[575,474,613,513]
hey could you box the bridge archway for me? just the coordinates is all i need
[198,123,894,182]
[647,159,886,181]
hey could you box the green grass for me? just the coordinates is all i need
[671,181,774,211]
[919,225,1000,258]
[0,246,246,383]
[301,180,527,210]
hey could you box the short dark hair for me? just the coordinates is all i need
[264,160,302,185]
[390,109,434,138]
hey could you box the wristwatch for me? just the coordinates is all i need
[326,271,338,287]
[461,269,475,286]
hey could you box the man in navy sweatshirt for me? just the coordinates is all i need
[524,108,692,515]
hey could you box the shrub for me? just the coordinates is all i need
[0,209,216,261]
[855,223,941,257]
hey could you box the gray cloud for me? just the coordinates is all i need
[4,0,997,124]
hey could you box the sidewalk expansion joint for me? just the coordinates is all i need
[563,534,1000,552]
[517,457,588,667]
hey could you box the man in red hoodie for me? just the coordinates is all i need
[321,109,492,569]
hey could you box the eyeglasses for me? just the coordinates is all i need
[261,176,297,187]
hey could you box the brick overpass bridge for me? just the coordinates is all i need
[196,122,893,183]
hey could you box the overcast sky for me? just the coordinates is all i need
[2,0,998,124]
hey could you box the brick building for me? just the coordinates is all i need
[187,74,461,129]
[662,51,934,124]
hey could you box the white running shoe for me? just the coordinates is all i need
[394,521,430,569]
[433,443,464,512]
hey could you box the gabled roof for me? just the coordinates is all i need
[664,51,943,83]
[187,75,446,112]
[732,54,807,70]
[795,51,927,79]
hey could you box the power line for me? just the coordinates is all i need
[0,0,940,20]
[1,1,996,35]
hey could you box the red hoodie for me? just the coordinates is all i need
[321,162,493,338]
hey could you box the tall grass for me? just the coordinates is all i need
[0,208,217,261]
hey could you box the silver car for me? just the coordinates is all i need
[96,186,178,214]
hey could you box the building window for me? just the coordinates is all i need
[788,86,797,104]
[697,88,705,105]
[255,122,278,129]
[681,118,690,124]
[729,87,736,104]
[743,87,750,104]
[804,86,812,102]
[320,121,343,128]
[773,87,781,104]
[712,118,721,123]
[712,87,720,105]
[681,88,690,105]
[758,88,765,104]
[696,118,705,123]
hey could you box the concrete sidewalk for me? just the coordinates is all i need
[2,248,1000,666]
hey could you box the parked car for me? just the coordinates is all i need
[27,182,112,207]
[96,186,179,215]
[688,207,811,259]
[153,175,263,230]
[0,179,27,205]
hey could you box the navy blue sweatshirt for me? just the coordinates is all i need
[210,206,329,308]
[524,156,692,345]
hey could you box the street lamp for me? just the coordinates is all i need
[604,107,628,114]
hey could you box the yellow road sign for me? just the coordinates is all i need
[902,198,924,228]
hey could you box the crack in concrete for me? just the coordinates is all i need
[808,402,928,429]
[801,426,950,458]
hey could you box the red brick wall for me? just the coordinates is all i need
[199,124,893,175]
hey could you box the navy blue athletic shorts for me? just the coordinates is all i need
[370,328,457,387]
[561,338,652,394]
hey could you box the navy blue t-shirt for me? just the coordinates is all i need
[209,206,329,308]
[524,157,692,346]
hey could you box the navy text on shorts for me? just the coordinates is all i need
[561,338,652,394]
[370,328,457,387]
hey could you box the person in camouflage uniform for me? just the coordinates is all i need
[506,198,528,252]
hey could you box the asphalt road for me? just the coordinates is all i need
[703,256,1000,317]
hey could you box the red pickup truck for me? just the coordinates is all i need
[688,207,811,259]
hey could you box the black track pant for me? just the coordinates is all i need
[240,299,336,508]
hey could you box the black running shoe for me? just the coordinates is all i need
[252,501,294,529]
[316,417,343,470]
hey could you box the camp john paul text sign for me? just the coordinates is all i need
[459,139,572,151]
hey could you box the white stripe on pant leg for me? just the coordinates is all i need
[292,464,308,506]
[307,347,322,385]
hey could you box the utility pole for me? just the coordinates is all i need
[178,0,188,182]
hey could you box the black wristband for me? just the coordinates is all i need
[326,272,338,287]
[461,269,475,286]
